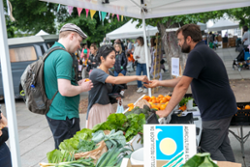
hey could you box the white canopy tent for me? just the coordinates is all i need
[106,19,158,40]
[207,18,239,31]
[1,0,250,166]
[35,30,50,36]
[197,22,207,31]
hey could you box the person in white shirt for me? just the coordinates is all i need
[242,26,250,47]
[133,36,151,93]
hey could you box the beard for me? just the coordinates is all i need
[181,40,191,53]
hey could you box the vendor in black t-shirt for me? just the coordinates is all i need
[145,24,237,162]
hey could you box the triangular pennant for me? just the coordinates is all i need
[121,15,123,21]
[99,11,102,21]
[107,13,111,18]
[68,6,74,15]
[85,9,89,17]
[90,10,96,20]
[116,14,120,21]
[57,4,61,13]
[101,12,107,22]
[112,13,115,18]
[77,8,83,17]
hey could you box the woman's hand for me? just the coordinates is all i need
[144,80,160,88]
[137,75,149,83]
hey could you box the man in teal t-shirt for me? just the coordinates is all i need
[44,23,93,149]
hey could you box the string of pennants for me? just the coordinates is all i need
[57,4,124,22]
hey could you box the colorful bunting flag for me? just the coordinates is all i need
[99,11,102,21]
[121,15,123,21]
[68,6,74,15]
[112,13,115,18]
[101,12,107,22]
[77,8,83,17]
[90,9,96,19]
[57,4,61,13]
[85,9,89,17]
[117,14,120,21]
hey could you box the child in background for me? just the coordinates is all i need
[214,37,218,50]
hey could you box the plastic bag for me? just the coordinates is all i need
[116,99,124,113]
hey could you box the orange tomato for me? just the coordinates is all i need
[151,104,157,109]
[165,95,171,101]
[85,78,90,82]
[160,104,167,110]
[149,99,152,102]
[128,106,134,111]
[151,96,156,100]
[237,107,241,110]
[127,103,134,107]
[157,103,161,110]
[152,99,156,103]
[179,105,187,111]
[143,95,150,101]
[245,105,250,110]
[158,94,164,98]
[162,97,168,103]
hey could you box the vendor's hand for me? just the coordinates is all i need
[79,79,93,92]
[0,113,8,128]
[92,62,96,64]
[137,75,149,83]
[156,110,169,118]
[144,80,160,88]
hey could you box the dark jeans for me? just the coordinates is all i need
[200,116,235,162]
[0,143,12,167]
[136,63,147,88]
[46,116,80,149]
[114,69,126,76]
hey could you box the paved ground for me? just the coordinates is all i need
[1,47,250,167]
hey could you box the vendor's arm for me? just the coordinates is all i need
[156,76,193,118]
[144,77,181,88]
[105,75,148,85]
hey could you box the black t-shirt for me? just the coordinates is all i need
[183,41,237,121]
[87,69,113,119]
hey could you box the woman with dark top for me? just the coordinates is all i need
[86,45,149,129]
[113,43,127,76]
[0,113,12,167]
[87,44,99,74]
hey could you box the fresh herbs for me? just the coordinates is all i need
[179,97,194,106]
[77,140,97,153]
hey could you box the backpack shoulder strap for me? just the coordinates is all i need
[43,46,67,62]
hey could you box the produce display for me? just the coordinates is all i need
[42,94,197,167]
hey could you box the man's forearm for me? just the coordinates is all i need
[164,83,188,116]
[60,85,83,97]
[158,77,181,87]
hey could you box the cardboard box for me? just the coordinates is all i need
[122,159,242,167]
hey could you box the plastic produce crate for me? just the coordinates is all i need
[230,102,250,126]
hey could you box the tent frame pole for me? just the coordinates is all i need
[0,1,21,167]
[142,10,152,96]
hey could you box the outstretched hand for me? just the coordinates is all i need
[144,80,159,88]
[138,75,149,83]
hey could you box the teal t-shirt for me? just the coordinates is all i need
[44,42,80,120]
